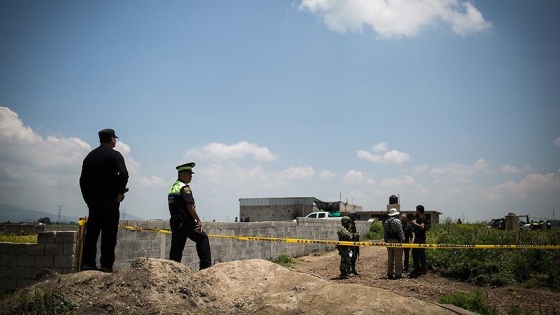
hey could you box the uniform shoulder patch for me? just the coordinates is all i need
[182,186,192,194]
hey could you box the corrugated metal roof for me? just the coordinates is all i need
[239,197,315,207]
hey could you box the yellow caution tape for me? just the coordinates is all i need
[112,224,560,249]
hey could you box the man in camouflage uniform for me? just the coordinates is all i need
[348,211,360,275]
[337,216,359,279]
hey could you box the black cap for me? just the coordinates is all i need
[176,162,195,174]
[98,129,118,143]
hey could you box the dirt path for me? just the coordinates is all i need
[291,246,560,314]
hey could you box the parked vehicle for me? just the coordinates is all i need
[293,211,342,221]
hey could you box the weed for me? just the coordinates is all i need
[272,253,296,268]
[0,233,37,243]
[427,222,560,290]
[10,288,77,314]
[366,221,383,240]
[440,290,498,315]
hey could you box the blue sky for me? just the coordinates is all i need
[1,0,559,223]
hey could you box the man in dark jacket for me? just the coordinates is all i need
[80,129,128,273]
[400,213,413,272]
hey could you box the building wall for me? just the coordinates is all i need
[1,219,372,291]
[0,231,76,291]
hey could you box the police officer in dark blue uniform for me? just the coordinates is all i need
[80,128,129,273]
[168,162,212,269]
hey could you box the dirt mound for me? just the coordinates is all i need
[1,257,468,315]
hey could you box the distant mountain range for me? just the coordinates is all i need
[0,203,142,223]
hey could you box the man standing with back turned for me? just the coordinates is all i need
[80,129,128,273]
[168,162,212,270]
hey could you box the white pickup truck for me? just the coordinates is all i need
[294,211,342,221]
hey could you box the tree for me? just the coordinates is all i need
[38,217,52,225]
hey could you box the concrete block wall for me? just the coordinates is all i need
[0,231,76,291]
[114,218,371,271]
[1,219,372,291]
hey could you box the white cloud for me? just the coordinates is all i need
[430,158,488,176]
[357,142,410,164]
[555,137,560,147]
[298,0,492,39]
[343,170,365,184]
[0,106,166,220]
[372,142,387,152]
[319,170,337,179]
[185,141,278,162]
[484,170,560,201]
[500,164,522,175]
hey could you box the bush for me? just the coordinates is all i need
[440,290,498,315]
[272,253,296,268]
[366,221,383,240]
[427,222,560,290]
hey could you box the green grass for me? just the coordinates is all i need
[272,253,296,268]
[440,290,499,315]
[0,233,37,243]
[365,221,383,240]
[9,288,77,315]
[427,221,560,290]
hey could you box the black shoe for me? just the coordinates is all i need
[82,264,98,271]
[351,270,359,275]
[387,274,394,280]
[339,273,349,279]
[99,266,113,273]
[394,274,402,279]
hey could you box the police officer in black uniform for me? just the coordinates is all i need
[80,128,129,272]
[168,162,212,269]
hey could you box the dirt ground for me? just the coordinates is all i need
[1,246,559,314]
[291,246,560,314]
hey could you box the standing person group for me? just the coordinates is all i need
[383,208,405,279]
[380,204,428,280]
[80,129,212,273]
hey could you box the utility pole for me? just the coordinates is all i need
[57,205,62,223]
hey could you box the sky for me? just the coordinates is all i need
[1,0,559,223]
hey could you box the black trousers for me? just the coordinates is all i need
[82,196,120,269]
[169,224,212,270]
[403,248,411,270]
[412,236,427,272]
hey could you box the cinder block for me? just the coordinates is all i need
[18,255,35,267]
[63,243,75,256]
[0,243,8,254]
[25,267,41,279]
[54,256,73,268]
[9,266,25,278]
[26,244,45,256]
[16,278,35,289]
[44,244,63,256]
[8,244,27,255]
[54,231,76,244]
[0,266,8,277]
[35,256,54,268]
[0,277,17,291]
[0,253,11,266]
[38,232,56,244]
